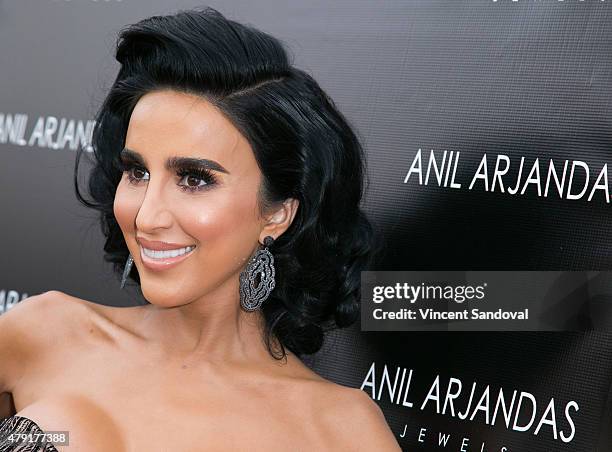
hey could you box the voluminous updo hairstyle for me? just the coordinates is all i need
[74,6,380,360]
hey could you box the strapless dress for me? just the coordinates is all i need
[0,416,59,451]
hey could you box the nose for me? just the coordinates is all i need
[134,176,174,232]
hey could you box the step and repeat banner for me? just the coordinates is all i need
[1,1,611,451]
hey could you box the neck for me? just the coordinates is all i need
[134,279,287,370]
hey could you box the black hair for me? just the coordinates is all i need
[74,6,381,360]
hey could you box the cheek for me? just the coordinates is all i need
[113,179,141,233]
[180,190,261,263]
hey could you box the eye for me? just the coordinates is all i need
[124,165,149,185]
[177,167,217,193]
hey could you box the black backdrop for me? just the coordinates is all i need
[1,1,611,451]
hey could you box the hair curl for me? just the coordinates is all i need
[74,6,381,360]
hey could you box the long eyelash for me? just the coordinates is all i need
[125,169,143,185]
[118,160,145,186]
[177,166,217,192]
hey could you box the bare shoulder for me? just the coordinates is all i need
[0,291,86,393]
[12,290,105,325]
[1,290,100,341]
[0,290,80,339]
[314,381,402,451]
[0,290,137,371]
[0,290,117,355]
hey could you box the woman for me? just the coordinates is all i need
[0,7,400,451]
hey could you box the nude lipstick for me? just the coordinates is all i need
[136,236,197,271]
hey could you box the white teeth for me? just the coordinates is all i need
[141,245,195,259]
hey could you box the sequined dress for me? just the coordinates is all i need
[0,416,59,452]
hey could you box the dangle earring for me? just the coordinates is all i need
[239,236,276,311]
[120,254,134,289]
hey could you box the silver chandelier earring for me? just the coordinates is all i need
[120,254,134,289]
[239,236,276,312]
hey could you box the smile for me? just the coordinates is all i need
[139,244,196,271]
[142,245,195,259]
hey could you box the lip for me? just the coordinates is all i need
[136,236,195,251]
[139,243,196,271]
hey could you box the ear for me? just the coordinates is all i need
[260,198,299,243]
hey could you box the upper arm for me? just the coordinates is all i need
[0,291,61,394]
[342,388,402,451]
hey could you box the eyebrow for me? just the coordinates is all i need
[120,148,230,174]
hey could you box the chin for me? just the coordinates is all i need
[140,285,185,308]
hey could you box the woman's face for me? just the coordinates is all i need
[113,89,294,308]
